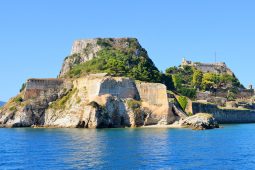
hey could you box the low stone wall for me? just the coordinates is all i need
[192,102,255,123]
[197,89,254,102]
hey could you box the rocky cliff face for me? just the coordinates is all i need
[0,74,176,128]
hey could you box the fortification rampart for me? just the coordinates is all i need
[135,82,169,106]
[24,78,70,100]
[74,75,170,106]
[26,79,64,90]
[192,102,255,123]
[181,58,233,75]
[99,77,138,99]
[197,89,254,101]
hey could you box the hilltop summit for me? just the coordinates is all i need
[60,38,138,77]
[58,38,161,83]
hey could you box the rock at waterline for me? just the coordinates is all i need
[181,113,219,130]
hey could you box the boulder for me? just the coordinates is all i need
[181,113,219,130]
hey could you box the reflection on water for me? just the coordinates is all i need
[0,125,255,169]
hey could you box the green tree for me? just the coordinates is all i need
[165,66,179,74]
[202,73,220,91]
[227,91,236,101]
[192,69,203,89]
[172,74,182,90]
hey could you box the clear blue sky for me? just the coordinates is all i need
[1,0,255,101]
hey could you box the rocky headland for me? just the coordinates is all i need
[1,37,254,130]
[0,38,182,128]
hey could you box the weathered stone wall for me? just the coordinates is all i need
[74,75,168,105]
[181,59,233,75]
[73,74,139,101]
[196,89,254,102]
[135,82,168,106]
[135,82,175,124]
[24,78,71,101]
[99,77,139,99]
[73,75,175,125]
[26,79,64,90]
[192,102,255,123]
[194,63,233,75]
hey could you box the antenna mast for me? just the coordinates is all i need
[214,51,217,64]
[214,51,217,97]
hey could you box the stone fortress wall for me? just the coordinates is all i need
[135,82,169,106]
[99,77,139,99]
[72,74,175,124]
[26,79,64,90]
[24,78,71,100]
[73,74,170,107]
[181,58,233,75]
[197,89,254,101]
[192,102,255,123]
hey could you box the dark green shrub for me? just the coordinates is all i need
[127,99,141,110]
[66,48,162,83]
[9,106,17,112]
[178,87,196,99]
[14,96,23,103]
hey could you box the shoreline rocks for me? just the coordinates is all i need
[181,113,219,130]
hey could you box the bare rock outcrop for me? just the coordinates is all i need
[181,113,219,130]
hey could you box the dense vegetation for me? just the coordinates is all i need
[164,65,243,98]
[66,39,162,83]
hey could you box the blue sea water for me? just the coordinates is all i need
[0,124,255,170]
